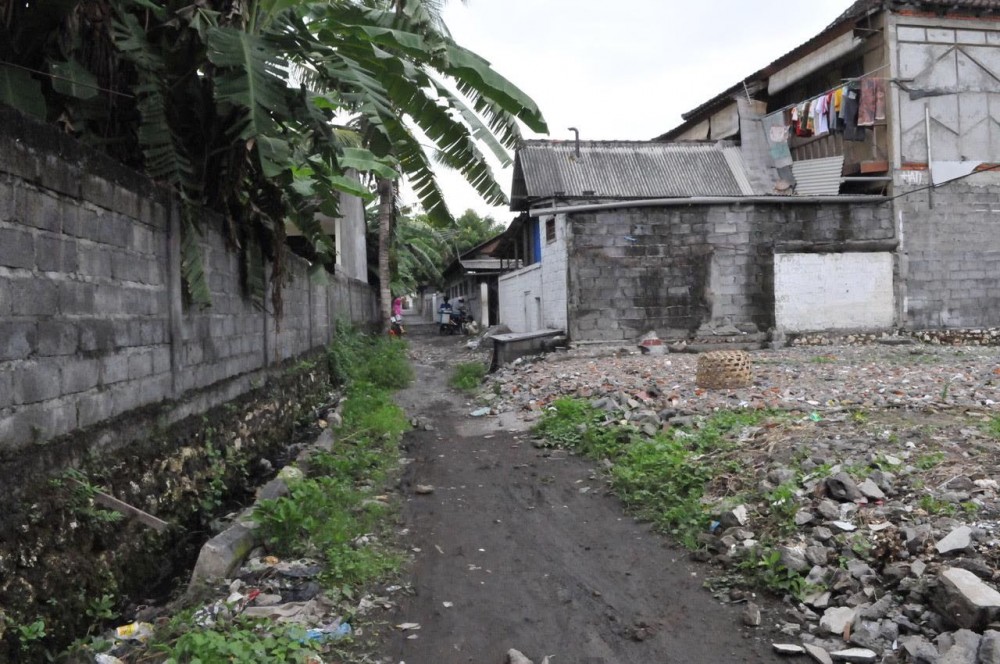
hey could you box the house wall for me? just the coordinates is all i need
[564,202,894,342]
[0,109,377,452]
[497,214,568,333]
[498,264,541,333]
[887,14,1000,328]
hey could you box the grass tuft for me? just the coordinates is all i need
[449,362,488,392]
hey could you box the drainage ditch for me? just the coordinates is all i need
[0,358,337,662]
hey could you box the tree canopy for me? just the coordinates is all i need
[0,0,546,313]
[365,205,504,297]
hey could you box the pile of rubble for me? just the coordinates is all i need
[484,343,1000,419]
[482,342,1000,663]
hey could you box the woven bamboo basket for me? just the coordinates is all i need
[696,350,753,389]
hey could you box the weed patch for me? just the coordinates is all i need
[151,614,321,663]
[450,362,488,392]
[327,322,413,390]
[255,355,409,591]
[534,400,768,547]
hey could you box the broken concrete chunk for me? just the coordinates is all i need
[934,567,1000,631]
[825,473,864,502]
[506,650,534,664]
[415,484,435,495]
[937,629,981,664]
[936,526,973,555]
[773,643,806,655]
[900,635,939,664]
[795,510,816,526]
[820,606,857,635]
[829,648,877,663]
[742,602,762,627]
[817,500,841,520]
[803,643,833,664]
[848,619,883,650]
[719,504,749,529]
[857,479,885,500]
[831,521,857,532]
[978,630,1000,664]
[779,545,811,573]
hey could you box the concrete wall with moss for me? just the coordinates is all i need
[0,108,377,453]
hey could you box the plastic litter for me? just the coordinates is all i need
[114,621,154,643]
[95,655,125,664]
[470,407,491,417]
[304,622,352,642]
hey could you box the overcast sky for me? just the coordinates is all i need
[419,0,852,221]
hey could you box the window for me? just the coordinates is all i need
[545,217,556,244]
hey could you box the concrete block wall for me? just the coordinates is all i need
[0,109,376,452]
[565,202,893,342]
[895,173,1000,328]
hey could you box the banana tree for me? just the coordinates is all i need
[0,0,546,320]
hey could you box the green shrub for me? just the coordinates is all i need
[449,362,488,392]
[534,402,769,547]
[327,322,412,390]
[154,617,321,663]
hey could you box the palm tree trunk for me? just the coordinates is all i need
[377,177,394,332]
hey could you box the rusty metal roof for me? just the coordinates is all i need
[510,140,754,211]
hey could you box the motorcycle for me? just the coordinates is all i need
[438,308,467,335]
[389,315,405,337]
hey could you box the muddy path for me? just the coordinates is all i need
[383,334,785,664]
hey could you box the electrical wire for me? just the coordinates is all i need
[0,59,135,98]
[879,162,1000,204]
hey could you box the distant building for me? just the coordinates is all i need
[494,1,1000,343]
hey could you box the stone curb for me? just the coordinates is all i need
[187,428,335,589]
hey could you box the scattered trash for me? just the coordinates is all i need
[114,622,154,643]
[442,601,454,608]
[396,622,421,631]
[304,622,352,642]
[95,655,125,664]
[470,407,491,417]
[415,484,435,495]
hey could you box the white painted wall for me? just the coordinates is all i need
[497,214,569,332]
[775,252,895,332]
[499,264,542,333]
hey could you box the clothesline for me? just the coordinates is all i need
[765,63,891,119]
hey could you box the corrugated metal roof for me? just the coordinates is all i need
[511,140,753,210]
[792,157,846,196]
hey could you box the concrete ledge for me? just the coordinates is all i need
[490,329,566,370]
[187,428,335,589]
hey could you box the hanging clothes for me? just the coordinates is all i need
[796,101,812,137]
[815,94,830,135]
[827,91,837,131]
[858,77,879,127]
[836,86,848,131]
[843,84,865,142]
[763,112,793,168]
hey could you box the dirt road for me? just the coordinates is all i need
[384,334,784,664]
